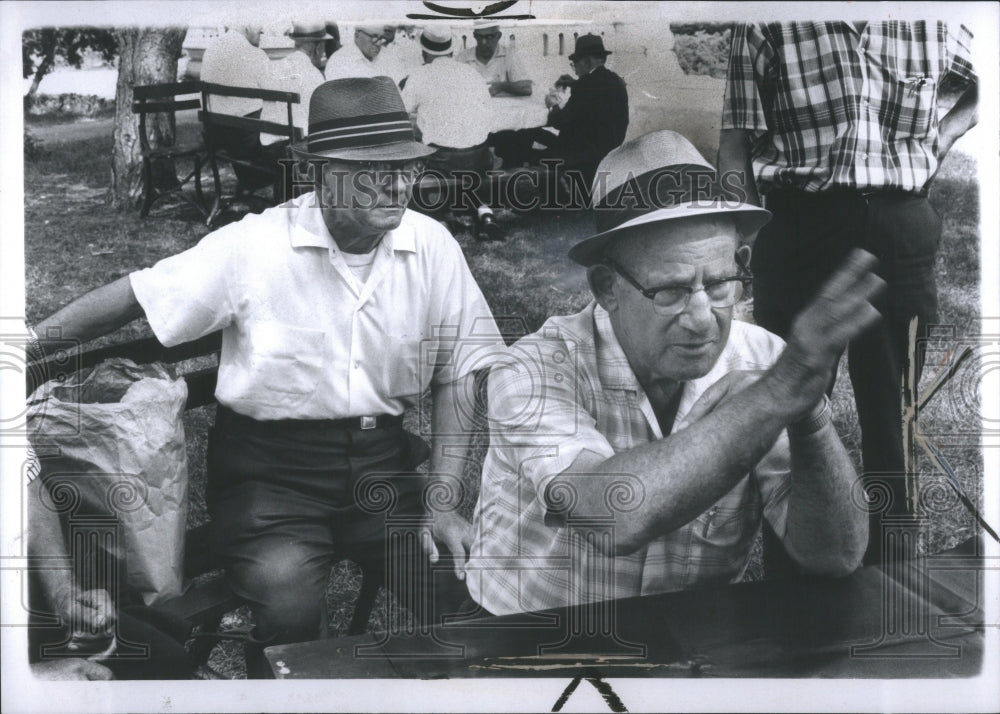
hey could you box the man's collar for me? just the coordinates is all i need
[592,303,642,391]
[289,199,417,255]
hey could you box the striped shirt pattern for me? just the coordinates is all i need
[722,22,976,193]
[467,302,792,615]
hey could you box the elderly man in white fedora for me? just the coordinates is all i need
[456,20,532,97]
[324,23,388,80]
[402,27,503,240]
[27,77,502,675]
[467,130,878,616]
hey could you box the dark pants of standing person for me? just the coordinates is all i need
[489,128,603,187]
[752,188,940,568]
[424,142,493,213]
[207,406,469,677]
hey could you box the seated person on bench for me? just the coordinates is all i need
[401,27,503,241]
[489,34,628,186]
[259,22,328,148]
[27,77,502,677]
[200,22,280,191]
[467,131,875,615]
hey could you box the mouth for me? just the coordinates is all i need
[673,340,716,355]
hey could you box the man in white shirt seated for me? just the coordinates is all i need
[324,24,386,80]
[455,21,532,97]
[260,22,328,146]
[28,77,503,676]
[401,28,503,241]
[200,23,277,190]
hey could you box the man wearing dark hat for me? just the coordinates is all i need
[489,33,629,184]
[467,130,876,615]
[28,77,502,673]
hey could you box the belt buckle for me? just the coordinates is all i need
[360,415,376,430]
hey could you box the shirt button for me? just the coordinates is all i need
[860,153,869,161]
[354,360,360,369]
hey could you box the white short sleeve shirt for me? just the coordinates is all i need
[200,31,273,117]
[401,57,492,149]
[129,194,502,420]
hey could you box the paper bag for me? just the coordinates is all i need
[28,358,189,606]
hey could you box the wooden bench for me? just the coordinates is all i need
[198,83,302,227]
[27,333,384,673]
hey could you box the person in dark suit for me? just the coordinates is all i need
[490,34,629,185]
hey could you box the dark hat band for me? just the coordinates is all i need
[420,34,452,53]
[307,111,414,154]
[594,165,727,233]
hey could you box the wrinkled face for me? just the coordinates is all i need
[473,29,501,60]
[590,218,743,387]
[318,160,423,251]
[356,29,384,61]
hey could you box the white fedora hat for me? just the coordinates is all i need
[569,130,771,267]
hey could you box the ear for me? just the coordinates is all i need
[735,244,751,271]
[587,264,619,312]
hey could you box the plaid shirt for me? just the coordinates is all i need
[468,302,791,615]
[722,22,976,193]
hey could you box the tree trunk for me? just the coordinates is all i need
[109,27,186,210]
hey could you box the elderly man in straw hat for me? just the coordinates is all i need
[27,77,502,674]
[467,130,877,616]
[402,27,503,240]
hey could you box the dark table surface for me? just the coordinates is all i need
[265,538,987,679]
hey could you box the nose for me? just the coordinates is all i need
[677,287,715,332]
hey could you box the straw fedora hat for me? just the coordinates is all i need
[291,76,436,162]
[568,130,771,267]
[420,27,453,56]
[288,22,333,41]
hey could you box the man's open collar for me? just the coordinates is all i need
[592,303,642,392]
[289,200,418,255]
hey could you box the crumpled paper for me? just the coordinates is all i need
[28,358,189,606]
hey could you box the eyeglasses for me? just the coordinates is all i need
[357,30,388,45]
[604,258,752,315]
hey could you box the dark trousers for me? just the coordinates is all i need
[207,406,468,673]
[489,128,603,186]
[752,188,941,566]
[425,142,494,213]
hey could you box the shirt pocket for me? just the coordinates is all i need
[887,74,937,141]
[383,336,423,399]
[246,321,325,399]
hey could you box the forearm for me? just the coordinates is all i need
[937,82,978,161]
[32,276,144,354]
[570,372,803,553]
[429,375,477,501]
[717,129,760,207]
[500,79,532,96]
[781,417,867,576]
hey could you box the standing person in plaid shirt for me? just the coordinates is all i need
[718,21,978,566]
[466,131,879,615]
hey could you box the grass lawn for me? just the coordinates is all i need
[23,126,984,677]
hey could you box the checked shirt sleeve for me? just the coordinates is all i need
[721,23,769,133]
[945,24,977,86]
